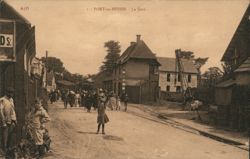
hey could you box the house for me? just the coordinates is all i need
[221,4,250,73]
[0,0,37,140]
[113,35,160,103]
[157,57,198,100]
[215,4,250,130]
[46,70,57,92]
[56,80,75,90]
[93,71,113,91]
[234,57,250,85]
[30,57,44,97]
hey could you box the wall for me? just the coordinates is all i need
[159,71,197,92]
[125,60,149,79]
[215,88,232,106]
[235,73,250,85]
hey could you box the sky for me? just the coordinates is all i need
[6,0,250,75]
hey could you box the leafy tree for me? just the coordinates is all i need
[41,56,65,73]
[179,51,195,60]
[202,67,223,87]
[100,40,121,73]
[194,57,209,74]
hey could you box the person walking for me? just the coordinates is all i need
[0,87,17,155]
[123,93,129,112]
[96,91,109,134]
[85,92,93,112]
[62,89,69,109]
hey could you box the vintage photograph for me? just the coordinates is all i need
[0,0,249,158]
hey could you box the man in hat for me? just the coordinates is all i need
[0,87,17,154]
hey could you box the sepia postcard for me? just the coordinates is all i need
[0,0,249,158]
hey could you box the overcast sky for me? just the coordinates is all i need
[6,0,250,75]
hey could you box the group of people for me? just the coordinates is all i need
[59,88,129,135]
[0,87,51,158]
[60,89,129,112]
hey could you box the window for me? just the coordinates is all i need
[166,85,170,92]
[188,74,191,83]
[167,73,171,82]
[176,86,181,92]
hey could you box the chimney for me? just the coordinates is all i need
[136,35,141,43]
[130,42,136,46]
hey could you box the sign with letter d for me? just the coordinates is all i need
[0,20,16,62]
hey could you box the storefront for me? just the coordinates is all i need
[0,1,37,140]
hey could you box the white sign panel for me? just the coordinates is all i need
[0,34,14,48]
[0,20,16,62]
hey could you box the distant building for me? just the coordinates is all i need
[46,70,56,92]
[157,57,198,93]
[113,35,160,103]
[93,71,113,91]
[30,57,44,97]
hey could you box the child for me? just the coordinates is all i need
[27,98,50,157]
[96,92,109,134]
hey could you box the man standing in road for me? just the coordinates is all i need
[0,87,17,154]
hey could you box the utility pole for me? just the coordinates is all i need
[45,50,48,88]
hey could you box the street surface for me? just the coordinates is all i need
[45,102,248,159]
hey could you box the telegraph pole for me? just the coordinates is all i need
[45,50,48,88]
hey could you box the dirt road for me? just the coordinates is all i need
[45,102,248,159]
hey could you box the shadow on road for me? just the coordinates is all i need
[77,131,96,134]
[103,135,124,141]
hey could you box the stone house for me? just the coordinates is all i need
[157,57,198,100]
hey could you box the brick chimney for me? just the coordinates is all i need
[136,35,141,43]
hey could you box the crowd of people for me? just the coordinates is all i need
[59,88,129,135]
[59,88,129,113]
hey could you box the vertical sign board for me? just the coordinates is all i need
[0,20,16,62]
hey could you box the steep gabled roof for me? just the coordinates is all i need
[221,4,250,61]
[118,39,159,64]
[0,0,31,24]
[157,57,198,74]
[234,57,250,73]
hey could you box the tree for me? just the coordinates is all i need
[194,57,209,74]
[41,56,65,73]
[179,51,195,60]
[202,67,223,87]
[100,40,121,73]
